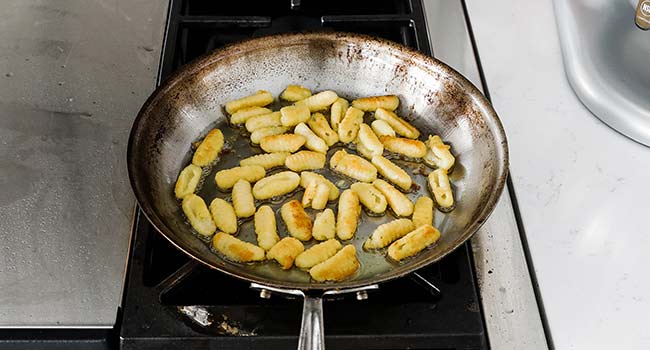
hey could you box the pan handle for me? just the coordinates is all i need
[298,294,325,350]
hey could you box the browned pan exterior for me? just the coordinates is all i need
[127,32,508,291]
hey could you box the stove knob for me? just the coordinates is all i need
[259,289,272,299]
[356,290,369,301]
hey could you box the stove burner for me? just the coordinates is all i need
[121,1,487,349]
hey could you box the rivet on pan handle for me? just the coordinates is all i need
[250,283,379,350]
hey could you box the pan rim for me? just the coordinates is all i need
[127,31,509,291]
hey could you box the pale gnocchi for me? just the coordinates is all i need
[329,149,377,183]
[175,164,202,199]
[255,205,279,250]
[309,244,359,282]
[329,97,349,131]
[374,107,420,139]
[428,169,454,210]
[294,122,328,154]
[285,151,326,172]
[182,194,216,236]
[250,126,290,144]
[232,179,255,218]
[350,182,387,214]
[370,119,396,137]
[364,218,415,249]
[252,171,300,200]
[336,189,361,240]
[214,165,266,190]
[301,180,329,210]
[240,152,290,169]
[300,172,339,201]
[295,239,342,269]
[209,198,238,234]
[371,155,412,191]
[245,111,281,132]
[312,208,336,241]
[372,179,414,217]
[231,106,272,125]
[412,196,434,228]
[338,106,364,143]
[280,104,310,127]
[295,90,338,112]
[307,112,339,146]
[355,123,383,159]
[424,135,455,171]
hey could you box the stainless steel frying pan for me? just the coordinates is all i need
[127,32,508,349]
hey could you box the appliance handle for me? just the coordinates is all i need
[298,294,325,350]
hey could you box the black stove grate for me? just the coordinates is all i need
[121,1,487,349]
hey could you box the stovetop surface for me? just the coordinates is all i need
[120,1,487,349]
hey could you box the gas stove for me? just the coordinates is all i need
[119,1,487,349]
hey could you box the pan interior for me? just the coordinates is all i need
[129,33,507,290]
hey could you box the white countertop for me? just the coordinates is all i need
[467,1,650,349]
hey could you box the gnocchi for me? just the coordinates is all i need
[225,90,273,114]
[387,224,440,261]
[336,189,361,240]
[182,194,216,236]
[371,155,412,191]
[192,128,224,167]
[214,165,266,190]
[380,135,427,158]
[329,149,377,183]
[232,179,255,218]
[252,171,300,200]
[350,182,387,214]
[352,95,399,112]
[294,122,328,154]
[312,208,336,241]
[175,164,202,199]
[245,111,281,132]
[355,123,383,159]
[295,239,342,269]
[412,196,434,228]
[295,90,338,112]
[280,84,312,102]
[307,112,339,146]
[285,151,326,172]
[267,237,304,269]
[250,126,290,144]
[309,245,359,282]
[209,198,238,234]
[424,135,455,171]
[301,180,330,210]
[371,119,396,137]
[212,232,265,262]
[428,169,454,210]
[372,179,414,217]
[280,104,310,127]
[281,200,313,241]
[300,172,339,201]
[231,106,273,125]
[239,152,290,169]
[338,106,364,143]
[259,133,306,153]
[254,205,279,250]
[374,107,420,139]
[364,218,415,249]
[329,97,349,131]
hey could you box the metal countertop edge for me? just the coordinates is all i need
[423,1,549,349]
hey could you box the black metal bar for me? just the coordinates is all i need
[179,16,271,27]
[321,14,414,24]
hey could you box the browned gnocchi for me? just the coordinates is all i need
[175,88,459,277]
